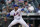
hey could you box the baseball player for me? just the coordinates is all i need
[7,5,29,27]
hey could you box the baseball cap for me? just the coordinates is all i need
[14,4,19,7]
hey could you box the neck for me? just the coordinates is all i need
[15,9,18,11]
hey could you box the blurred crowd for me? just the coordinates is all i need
[0,0,40,14]
[0,0,40,18]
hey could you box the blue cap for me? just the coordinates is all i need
[14,5,19,7]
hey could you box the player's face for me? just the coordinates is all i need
[14,7,18,10]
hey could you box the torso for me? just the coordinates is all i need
[10,8,22,19]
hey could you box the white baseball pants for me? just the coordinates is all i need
[8,18,29,27]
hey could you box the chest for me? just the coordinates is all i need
[14,10,21,15]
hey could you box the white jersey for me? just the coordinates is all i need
[10,8,22,19]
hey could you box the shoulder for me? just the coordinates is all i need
[10,10,14,13]
[10,10,14,15]
[10,10,14,12]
